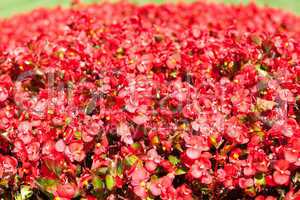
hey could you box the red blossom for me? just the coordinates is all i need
[56,183,76,199]
[0,1,299,199]
[273,160,291,185]
[0,156,18,178]
[65,142,86,162]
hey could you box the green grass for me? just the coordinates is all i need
[0,0,299,18]
[218,0,300,14]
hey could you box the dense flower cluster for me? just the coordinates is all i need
[0,1,300,199]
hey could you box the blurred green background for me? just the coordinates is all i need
[0,0,299,18]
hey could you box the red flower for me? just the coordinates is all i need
[273,160,290,185]
[184,135,210,160]
[82,120,101,142]
[130,166,149,186]
[65,142,86,162]
[149,174,174,196]
[255,195,277,200]
[231,88,252,114]
[26,142,40,161]
[285,189,300,200]
[225,117,249,144]
[176,184,193,200]
[130,167,150,198]
[0,1,300,198]
[268,118,299,138]
[189,157,212,184]
[284,138,300,165]
[133,185,148,199]
[145,160,157,172]
[239,177,254,189]
[144,149,161,172]
[0,156,18,178]
[17,121,33,144]
[55,139,66,153]
[132,115,149,125]
[0,74,12,103]
[117,122,133,145]
[56,183,76,199]
[0,87,8,102]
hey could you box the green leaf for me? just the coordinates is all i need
[117,161,123,176]
[74,131,82,140]
[254,173,266,186]
[125,155,138,166]
[65,117,72,125]
[96,167,108,175]
[209,136,218,148]
[35,178,56,199]
[14,185,33,200]
[105,175,115,191]
[170,71,177,78]
[92,176,103,191]
[255,65,270,77]
[175,168,187,175]
[168,155,180,166]
[76,165,82,176]
[36,178,57,189]
[131,142,141,150]
[15,195,22,200]
[245,186,256,197]
[44,158,62,176]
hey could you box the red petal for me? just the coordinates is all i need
[133,186,147,198]
[149,183,161,196]
[239,177,254,189]
[273,171,290,185]
[145,160,157,172]
[132,115,149,125]
[186,148,201,160]
[284,149,298,163]
[190,164,202,179]
[57,184,76,198]
[274,160,290,171]
[0,88,8,102]
[55,139,66,152]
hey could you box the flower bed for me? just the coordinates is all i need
[0,1,300,199]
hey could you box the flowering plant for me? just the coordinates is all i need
[0,1,300,199]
